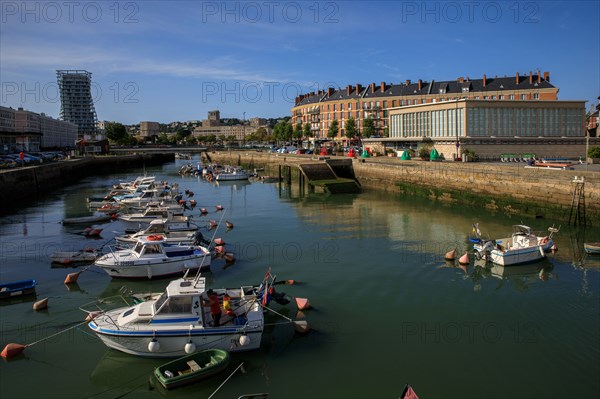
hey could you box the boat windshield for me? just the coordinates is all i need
[133,242,144,254]
[154,293,168,313]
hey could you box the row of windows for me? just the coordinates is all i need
[297,93,544,114]
[389,107,584,139]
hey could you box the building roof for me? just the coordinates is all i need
[294,72,556,106]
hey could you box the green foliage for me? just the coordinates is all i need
[273,121,293,143]
[303,123,311,138]
[363,117,375,137]
[345,117,356,139]
[588,146,600,158]
[418,146,430,158]
[328,119,339,139]
[293,123,303,140]
[105,122,130,145]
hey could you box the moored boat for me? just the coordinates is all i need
[95,236,211,279]
[116,220,207,249]
[153,349,230,389]
[473,225,558,266]
[82,274,266,357]
[0,279,36,299]
[584,242,600,254]
[51,250,99,264]
[215,166,251,181]
[62,214,112,225]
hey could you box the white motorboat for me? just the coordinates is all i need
[115,220,208,249]
[83,275,266,357]
[113,175,156,190]
[95,236,211,279]
[473,225,558,266]
[215,166,251,181]
[118,207,192,231]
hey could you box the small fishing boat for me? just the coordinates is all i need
[474,225,558,266]
[95,236,211,279]
[62,214,112,225]
[215,166,250,181]
[584,242,600,254]
[116,220,208,249]
[119,207,192,231]
[153,349,230,389]
[0,279,36,299]
[51,250,99,264]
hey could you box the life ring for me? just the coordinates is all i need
[147,235,163,241]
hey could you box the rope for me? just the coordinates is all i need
[263,305,293,322]
[26,320,89,347]
[208,362,245,399]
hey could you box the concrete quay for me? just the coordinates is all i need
[209,150,600,222]
[0,153,174,211]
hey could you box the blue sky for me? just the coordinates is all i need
[1,1,599,124]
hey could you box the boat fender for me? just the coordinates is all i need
[184,341,196,354]
[148,338,160,352]
[147,235,163,241]
[239,335,250,346]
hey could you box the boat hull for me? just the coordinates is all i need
[0,279,36,299]
[488,245,546,266]
[91,325,262,357]
[96,255,211,279]
[584,242,600,254]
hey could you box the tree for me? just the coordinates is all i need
[328,119,339,139]
[345,117,357,139]
[303,123,312,138]
[105,122,130,145]
[588,146,600,158]
[293,122,303,144]
[363,117,375,137]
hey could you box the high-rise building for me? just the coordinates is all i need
[56,70,97,139]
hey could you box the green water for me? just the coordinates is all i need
[1,158,599,399]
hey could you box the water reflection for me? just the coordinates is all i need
[470,261,556,292]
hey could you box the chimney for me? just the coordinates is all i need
[347,85,352,95]
[483,74,487,87]
[418,79,422,90]
[380,81,385,92]
[515,72,519,85]
[405,79,411,85]
[543,71,550,82]
[370,82,376,93]
[327,87,334,96]
[529,71,533,84]
[295,96,300,105]
[356,83,362,94]
[537,70,541,83]
[458,77,464,83]
[466,76,470,81]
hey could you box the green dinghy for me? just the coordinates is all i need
[153,348,231,389]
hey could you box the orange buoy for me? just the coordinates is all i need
[200,208,208,214]
[293,320,311,334]
[214,245,226,254]
[458,252,470,265]
[214,238,225,246]
[295,297,311,310]
[147,235,163,241]
[208,220,218,228]
[444,249,457,261]
[1,343,27,358]
[189,199,197,206]
[216,205,224,211]
[64,271,81,284]
[225,221,234,229]
[224,252,236,262]
[33,297,49,311]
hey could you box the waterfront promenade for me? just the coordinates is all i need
[208,150,600,222]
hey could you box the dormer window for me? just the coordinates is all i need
[462,87,470,93]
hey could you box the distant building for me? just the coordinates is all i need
[57,70,98,139]
[140,121,160,138]
[0,106,77,153]
[291,71,558,143]
[379,99,594,160]
[194,110,271,141]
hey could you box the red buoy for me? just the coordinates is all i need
[64,271,81,284]
[1,343,27,358]
[295,297,311,310]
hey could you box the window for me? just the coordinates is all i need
[509,94,515,100]
[499,95,504,100]
[533,93,539,100]
[521,94,527,100]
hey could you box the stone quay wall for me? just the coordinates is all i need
[0,153,173,209]
[209,151,600,221]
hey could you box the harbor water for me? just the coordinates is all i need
[0,157,599,399]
